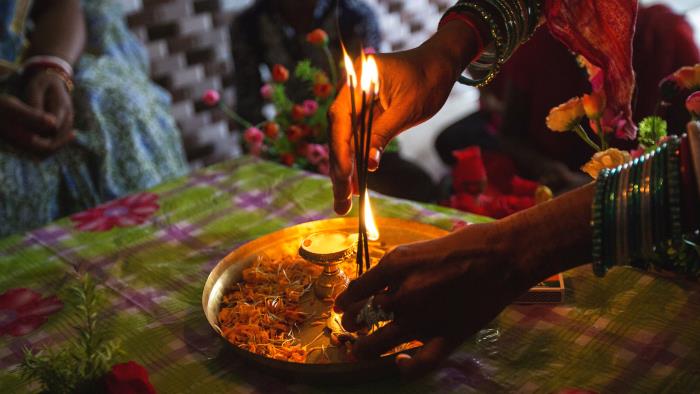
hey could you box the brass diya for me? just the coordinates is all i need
[298,230,354,299]
[202,217,447,381]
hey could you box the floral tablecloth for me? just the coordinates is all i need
[1,157,699,393]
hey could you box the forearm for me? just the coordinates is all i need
[422,20,482,84]
[27,0,85,65]
[505,183,595,283]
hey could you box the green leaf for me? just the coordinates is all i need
[639,116,668,147]
[294,60,320,83]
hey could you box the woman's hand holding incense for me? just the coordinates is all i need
[328,20,480,215]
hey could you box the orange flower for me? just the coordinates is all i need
[306,29,328,46]
[546,97,585,132]
[581,148,631,179]
[264,122,279,139]
[272,64,289,83]
[313,83,333,99]
[582,92,606,120]
[672,64,700,90]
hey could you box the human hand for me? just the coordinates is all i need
[0,94,68,155]
[22,70,76,154]
[334,222,535,376]
[328,21,478,214]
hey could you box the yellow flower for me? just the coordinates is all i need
[582,92,606,120]
[581,148,632,179]
[534,185,553,204]
[673,64,700,90]
[546,97,585,132]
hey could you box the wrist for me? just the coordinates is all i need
[424,19,482,82]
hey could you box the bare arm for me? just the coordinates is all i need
[27,0,85,65]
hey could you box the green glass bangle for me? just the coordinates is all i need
[638,153,654,268]
[666,136,684,272]
[627,157,642,266]
[616,163,631,266]
[592,168,609,277]
[603,166,621,272]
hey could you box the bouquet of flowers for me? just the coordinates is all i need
[203,29,338,174]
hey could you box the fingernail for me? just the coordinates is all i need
[335,199,352,215]
[368,148,381,172]
[395,353,412,366]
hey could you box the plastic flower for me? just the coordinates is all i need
[546,97,585,132]
[302,99,319,116]
[581,148,631,179]
[202,89,220,106]
[286,125,303,142]
[104,361,156,394]
[291,104,306,121]
[70,193,159,232]
[686,91,700,119]
[280,153,295,166]
[306,28,328,46]
[582,92,606,120]
[673,64,700,90]
[0,288,63,337]
[272,64,289,83]
[260,83,273,100]
[264,122,279,139]
[306,143,328,165]
[243,127,264,145]
[313,82,333,99]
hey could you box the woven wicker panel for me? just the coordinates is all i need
[126,0,239,167]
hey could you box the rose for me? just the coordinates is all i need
[264,122,279,139]
[272,64,289,83]
[582,92,606,120]
[280,153,295,166]
[313,83,333,99]
[286,125,303,142]
[306,28,329,46]
[686,91,700,119]
[260,83,273,100]
[581,148,631,179]
[546,97,585,132]
[104,361,156,394]
[291,104,306,121]
[243,127,264,145]
[306,143,328,165]
[302,99,319,116]
[202,89,220,106]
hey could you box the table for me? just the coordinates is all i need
[1,157,699,393]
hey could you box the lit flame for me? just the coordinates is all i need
[363,190,379,241]
[342,47,357,87]
[360,55,379,94]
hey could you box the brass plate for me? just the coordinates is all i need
[202,217,447,381]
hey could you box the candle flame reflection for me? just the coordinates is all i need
[363,190,379,241]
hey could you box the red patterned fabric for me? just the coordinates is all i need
[545,0,639,137]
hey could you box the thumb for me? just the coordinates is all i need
[366,105,408,171]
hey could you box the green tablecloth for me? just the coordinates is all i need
[1,157,699,393]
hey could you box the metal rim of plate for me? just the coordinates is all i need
[201,217,447,382]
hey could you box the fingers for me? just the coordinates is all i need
[335,261,392,312]
[353,322,411,359]
[2,95,57,136]
[328,87,354,215]
[46,85,72,132]
[395,336,456,377]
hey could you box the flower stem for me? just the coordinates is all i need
[219,103,254,130]
[574,124,601,151]
[322,45,338,92]
[595,118,607,149]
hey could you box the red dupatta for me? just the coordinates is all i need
[545,0,639,139]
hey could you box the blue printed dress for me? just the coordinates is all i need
[0,0,188,237]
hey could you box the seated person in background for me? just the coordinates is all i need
[0,0,188,237]
[435,4,700,194]
[231,0,437,202]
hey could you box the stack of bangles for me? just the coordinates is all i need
[438,0,543,87]
[21,55,74,93]
[592,134,700,278]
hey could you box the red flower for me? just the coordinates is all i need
[286,125,303,142]
[291,104,306,121]
[306,28,329,46]
[201,89,220,106]
[272,64,289,83]
[264,122,279,139]
[313,83,333,99]
[280,153,295,166]
[71,193,159,232]
[0,288,63,337]
[104,361,156,394]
